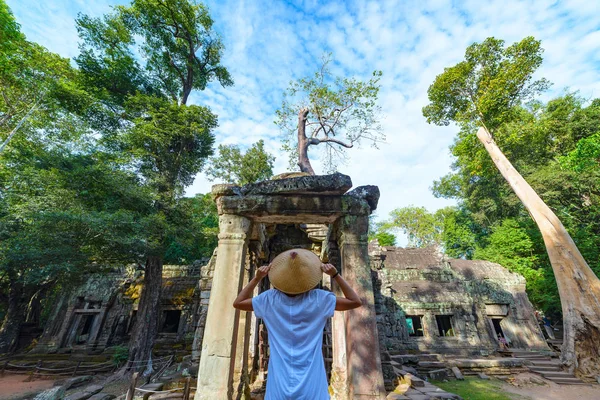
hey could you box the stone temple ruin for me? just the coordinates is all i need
[27,173,549,399]
[370,245,548,357]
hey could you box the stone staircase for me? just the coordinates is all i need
[510,351,587,385]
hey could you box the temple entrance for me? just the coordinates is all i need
[196,173,387,400]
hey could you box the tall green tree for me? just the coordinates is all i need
[424,36,600,376]
[75,0,232,371]
[205,139,275,185]
[0,142,153,353]
[275,55,383,174]
[0,0,77,154]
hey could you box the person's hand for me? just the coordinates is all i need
[256,264,271,280]
[321,263,338,277]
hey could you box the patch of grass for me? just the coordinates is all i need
[431,377,526,400]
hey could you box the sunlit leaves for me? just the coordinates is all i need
[206,140,275,185]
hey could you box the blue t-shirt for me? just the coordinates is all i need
[253,289,336,400]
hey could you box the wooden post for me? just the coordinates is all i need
[183,376,191,400]
[126,372,139,400]
[72,361,81,377]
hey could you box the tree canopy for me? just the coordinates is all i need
[206,140,275,185]
[275,55,383,174]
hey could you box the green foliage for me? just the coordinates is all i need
[384,206,440,247]
[423,35,600,315]
[423,36,550,133]
[373,231,397,247]
[164,193,218,264]
[381,206,476,257]
[432,377,519,400]
[275,55,383,172]
[74,0,231,261]
[111,345,130,365]
[0,2,80,153]
[76,0,232,105]
[206,140,275,185]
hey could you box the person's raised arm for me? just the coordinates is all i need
[321,263,362,311]
[232,264,270,311]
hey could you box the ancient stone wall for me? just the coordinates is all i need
[370,243,548,356]
[33,264,202,355]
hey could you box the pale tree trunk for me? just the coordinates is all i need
[476,127,600,378]
[297,107,315,175]
[127,255,163,375]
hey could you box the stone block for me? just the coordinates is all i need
[33,386,66,400]
[428,368,448,381]
[387,394,410,399]
[64,393,93,400]
[451,367,464,380]
[477,373,490,380]
[88,395,115,400]
[406,373,425,388]
[60,376,93,390]
[430,394,462,400]
[239,172,353,196]
[64,385,103,400]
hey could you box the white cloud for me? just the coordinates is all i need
[8,0,600,245]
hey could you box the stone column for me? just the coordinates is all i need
[339,214,386,399]
[233,252,254,400]
[327,235,349,400]
[196,215,251,400]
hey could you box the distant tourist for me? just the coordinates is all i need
[233,249,362,400]
[498,334,509,351]
[542,315,556,340]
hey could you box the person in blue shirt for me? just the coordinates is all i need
[233,249,362,400]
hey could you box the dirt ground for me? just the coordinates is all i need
[498,373,600,400]
[0,374,58,400]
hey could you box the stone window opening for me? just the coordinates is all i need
[75,314,95,344]
[435,315,455,337]
[160,309,181,333]
[406,315,424,337]
[491,318,506,340]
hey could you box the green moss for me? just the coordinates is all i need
[431,377,527,400]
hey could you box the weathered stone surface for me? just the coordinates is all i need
[61,376,93,390]
[370,241,549,358]
[477,372,490,380]
[64,392,93,400]
[87,395,115,400]
[346,185,380,212]
[386,394,410,399]
[34,387,66,400]
[451,367,464,380]
[64,385,104,400]
[196,215,251,400]
[239,172,352,196]
[216,194,371,223]
[428,368,448,381]
[211,183,241,199]
[406,373,425,388]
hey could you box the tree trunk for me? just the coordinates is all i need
[297,107,315,175]
[0,279,25,354]
[127,255,163,375]
[476,127,600,378]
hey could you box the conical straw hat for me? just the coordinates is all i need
[268,249,323,294]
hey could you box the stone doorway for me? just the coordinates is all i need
[195,173,387,400]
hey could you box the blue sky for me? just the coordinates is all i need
[7,0,600,244]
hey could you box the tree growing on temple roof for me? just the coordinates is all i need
[275,55,384,175]
[423,36,600,378]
